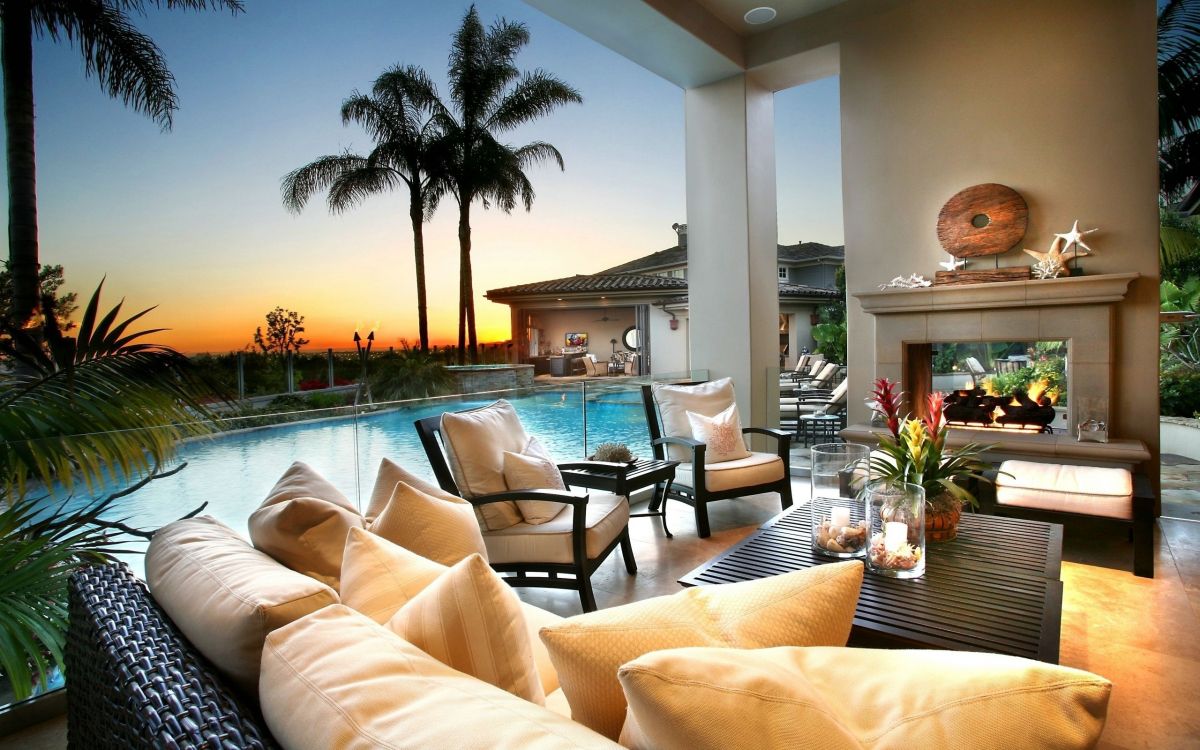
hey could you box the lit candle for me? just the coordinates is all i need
[883,521,909,552]
[830,506,851,529]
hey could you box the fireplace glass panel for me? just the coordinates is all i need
[929,341,1067,433]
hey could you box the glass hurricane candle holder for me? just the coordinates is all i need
[810,443,871,500]
[865,480,925,579]
[811,494,868,558]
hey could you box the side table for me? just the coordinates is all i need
[558,459,680,537]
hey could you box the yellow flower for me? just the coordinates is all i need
[902,419,926,465]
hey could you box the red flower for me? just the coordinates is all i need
[871,377,903,437]
[925,391,947,450]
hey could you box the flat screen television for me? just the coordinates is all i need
[565,332,588,348]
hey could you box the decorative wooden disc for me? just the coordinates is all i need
[936,183,1028,258]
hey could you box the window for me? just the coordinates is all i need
[778,266,788,280]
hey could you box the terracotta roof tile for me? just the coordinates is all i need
[485,273,687,299]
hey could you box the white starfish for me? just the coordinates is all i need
[1053,220,1098,256]
[938,254,967,272]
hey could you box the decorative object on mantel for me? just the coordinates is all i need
[938,253,967,272]
[1077,419,1109,443]
[867,378,996,542]
[933,267,1032,285]
[1031,257,1064,279]
[934,183,1031,286]
[879,273,932,290]
[1054,219,1098,276]
[1023,230,1093,280]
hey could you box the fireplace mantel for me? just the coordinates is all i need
[854,272,1139,315]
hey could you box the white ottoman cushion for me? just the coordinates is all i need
[995,460,1132,520]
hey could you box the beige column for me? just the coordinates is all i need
[684,74,779,431]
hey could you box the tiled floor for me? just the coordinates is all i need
[4,478,1199,749]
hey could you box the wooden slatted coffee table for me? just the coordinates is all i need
[679,507,1064,662]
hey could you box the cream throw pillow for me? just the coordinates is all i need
[146,516,337,697]
[651,378,736,461]
[505,436,568,524]
[366,457,461,523]
[260,605,620,750]
[617,646,1111,750]
[387,553,545,705]
[248,461,363,588]
[369,480,488,566]
[338,527,563,695]
[685,402,751,464]
[539,561,863,740]
[440,400,529,530]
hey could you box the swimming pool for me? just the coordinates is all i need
[73,386,652,574]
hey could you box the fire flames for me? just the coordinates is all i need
[1026,378,1058,405]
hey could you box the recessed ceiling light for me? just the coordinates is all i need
[744,6,777,25]
[556,298,563,301]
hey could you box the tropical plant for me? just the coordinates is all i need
[0,282,218,699]
[1158,0,1200,204]
[0,263,77,339]
[281,66,446,352]
[436,5,581,363]
[811,267,847,364]
[369,348,453,401]
[0,0,243,332]
[253,307,308,355]
[866,378,994,513]
[1161,277,1200,369]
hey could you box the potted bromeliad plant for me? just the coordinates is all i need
[867,377,995,541]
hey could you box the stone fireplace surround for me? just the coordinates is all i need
[842,273,1150,469]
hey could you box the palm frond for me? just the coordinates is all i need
[485,71,581,133]
[326,166,405,214]
[280,152,368,213]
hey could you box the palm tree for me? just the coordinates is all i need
[1159,0,1200,204]
[281,66,445,352]
[1,0,243,332]
[439,6,581,363]
[0,281,219,699]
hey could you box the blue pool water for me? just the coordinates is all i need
[71,387,652,574]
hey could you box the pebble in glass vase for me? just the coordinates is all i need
[810,444,871,558]
[865,480,925,579]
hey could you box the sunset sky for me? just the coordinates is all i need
[5,0,842,353]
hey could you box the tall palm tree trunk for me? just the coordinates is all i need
[457,202,471,364]
[409,194,430,353]
[2,0,40,328]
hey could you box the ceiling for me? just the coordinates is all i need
[692,0,848,35]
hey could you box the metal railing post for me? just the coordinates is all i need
[285,350,294,394]
[236,351,245,401]
[327,348,335,388]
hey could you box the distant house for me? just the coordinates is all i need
[486,224,843,376]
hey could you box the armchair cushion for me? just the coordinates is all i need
[260,605,619,750]
[248,461,363,589]
[369,480,488,566]
[483,492,629,565]
[387,553,545,705]
[674,452,785,494]
[339,527,562,695]
[146,516,338,697]
[504,436,569,524]
[617,646,1110,750]
[538,561,863,740]
[651,378,737,461]
[685,402,751,464]
[440,399,530,530]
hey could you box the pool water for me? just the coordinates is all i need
[65,387,652,574]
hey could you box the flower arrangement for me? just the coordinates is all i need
[867,377,994,513]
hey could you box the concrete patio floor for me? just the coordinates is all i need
[3,477,1197,749]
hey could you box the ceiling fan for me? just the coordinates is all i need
[594,312,623,322]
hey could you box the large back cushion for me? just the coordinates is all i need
[440,400,531,529]
[651,378,737,461]
[260,605,620,749]
[146,516,338,697]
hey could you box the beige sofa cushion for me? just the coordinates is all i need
[505,436,568,524]
[339,526,563,695]
[146,516,338,697]
[539,561,863,740]
[685,402,751,464]
[651,378,736,461]
[369,481,487,566]
[484,492,628,565]
[617,646,1111,750]
[674,451,784,493]
[440,400,529,530]
[387,554,545,704]
[247,461,362,588]
[260,605,620,749]
[996,460,1133,520]
[366,457,461,522]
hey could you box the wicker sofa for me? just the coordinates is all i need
[66,562,276,749]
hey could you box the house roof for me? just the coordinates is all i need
[486,273,688,300]
[655,281,840,308]
[598,241,843,274]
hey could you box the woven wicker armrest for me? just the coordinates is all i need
[66,562,276,749]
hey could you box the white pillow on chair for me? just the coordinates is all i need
[686,402,751,464]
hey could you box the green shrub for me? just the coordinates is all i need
[1161,368,1200,418]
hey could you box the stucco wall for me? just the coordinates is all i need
[838,0,1159,476]
[648,306,690,375]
